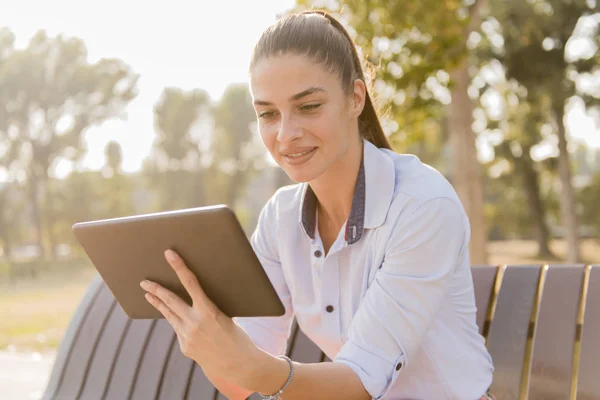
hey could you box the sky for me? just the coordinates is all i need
[0,0,296,177]
[0,0,598,179]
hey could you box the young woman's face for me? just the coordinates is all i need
[250,53,365,183]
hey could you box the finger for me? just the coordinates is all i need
[140,279,192,319]
[144,292,184,332]
[164,249,213,308]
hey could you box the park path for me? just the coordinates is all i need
[0,350,55,400]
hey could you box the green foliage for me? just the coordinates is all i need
[154,87,209,163]
[296,0,475,151]
[148,87,211,211]
[208,83,264,206]
[486,0,599,113]
[479,0,599,255]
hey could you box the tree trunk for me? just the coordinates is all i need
[449,60,488,264]
[28,174,46,260]
[520,149,554,258]
[44,177,58,260]
[1,235,12,263]
[0,192,11,262]
[447,0,488,265]
[554,104,580,263]
[0,223,13,263]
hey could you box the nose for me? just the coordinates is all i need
[277,114,302,144]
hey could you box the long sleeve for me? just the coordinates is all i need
[334,197,468,399]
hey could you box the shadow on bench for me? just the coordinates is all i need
[42,264,600,400]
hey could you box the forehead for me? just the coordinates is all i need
[250,53,340,102]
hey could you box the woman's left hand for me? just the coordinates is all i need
[140,249,259,384]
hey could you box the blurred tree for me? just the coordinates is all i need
[0,183,20,262]
[296,0,489,263]
[484,87,558,257]
[151,87,210,211]
[593,149,600,172]
[487,0,600,262]
[209,83,264,207]
[579,171,600,237]
[0,29,138,260]
[0,28,17,261]
[102,140,133,218]
[105,140,124,176]
[51,170,104,249]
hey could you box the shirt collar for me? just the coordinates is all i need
[299,139,396,244]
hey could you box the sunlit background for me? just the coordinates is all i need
[1,0,599,398]
[1,0,296,177]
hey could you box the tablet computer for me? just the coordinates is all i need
[72,205,285,319]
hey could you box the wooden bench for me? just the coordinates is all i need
[42,264,600,400]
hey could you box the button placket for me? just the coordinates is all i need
[320,252,341,342]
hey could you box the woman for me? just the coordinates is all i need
[140,10,495,400]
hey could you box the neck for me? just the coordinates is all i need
[309,138,363,229]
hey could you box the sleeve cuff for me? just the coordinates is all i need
[334,340,406,399]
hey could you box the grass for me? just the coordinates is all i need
[0,239,598,354]
[487,238,600,265]
[0,266,97,353]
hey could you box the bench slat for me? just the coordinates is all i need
[53,282,117,399]
[130,319,177,400]
[577,265,600,400]
[487,265,541,400]
[471,265,498,335]
[186,362,219,399]
[42,274,104,400]
[287,322,325,363]
[78,303,130,400]
[157,337,196,400]
[102,317,154,399]
[529,265,584,400]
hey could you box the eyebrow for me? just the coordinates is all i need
[253,86,326,106]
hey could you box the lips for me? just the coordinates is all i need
[284,148,316,158]
[281,147,317,165]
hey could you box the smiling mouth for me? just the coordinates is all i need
[281,147,318,165]
[285,148,317,158]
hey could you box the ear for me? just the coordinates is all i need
[350,78,367,118]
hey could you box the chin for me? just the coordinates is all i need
[280,164,324,184]
[282,170,313,184]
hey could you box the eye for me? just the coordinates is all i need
[258,111,277,120]
[300,103,321,112]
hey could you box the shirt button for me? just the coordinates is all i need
[314,249,323,258]
[326,305,334,313]
[396,362,402,371]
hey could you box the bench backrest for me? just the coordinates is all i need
[42,265,600,400]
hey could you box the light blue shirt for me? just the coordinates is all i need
[235,140,494,399]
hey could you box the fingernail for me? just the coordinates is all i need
[165,249,177,262]
[140,280,149,290]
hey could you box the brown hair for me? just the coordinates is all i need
[249,10,392,150]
